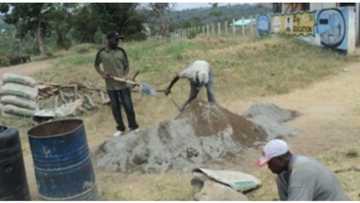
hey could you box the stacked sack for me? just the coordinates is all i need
[0,73,38,117]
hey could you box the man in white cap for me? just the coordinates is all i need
[257,139,349,201]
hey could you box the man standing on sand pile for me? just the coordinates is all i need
[94,31,139,137]
[257,139,349,201]
[164,60,216,112]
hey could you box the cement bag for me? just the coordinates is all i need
[1,95,38,110]
[2,104,35,117]
[0,102,3,114]
[2,73,37,87]
[0,83,38,100]
[192,168,261,192]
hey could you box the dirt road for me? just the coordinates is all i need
[0,59,53,78]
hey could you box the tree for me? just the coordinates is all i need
[209,3,222,18]
[0,3,54,55]
[90,3,146,40]
[71,4,98,43]
[48,3,76,49]
[149,3,171,37]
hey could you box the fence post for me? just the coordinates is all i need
[206,24,210,36]
[232,18,236,35]
[252,15,256,36]
[217,22,221,35]
[224,21,228,34]
[249,16,253,36]
[241,17,245,36]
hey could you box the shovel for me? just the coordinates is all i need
[112,76,157,96]
[157,89,182,112]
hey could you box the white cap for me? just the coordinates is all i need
[256,139,289,167]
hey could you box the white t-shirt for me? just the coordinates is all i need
[178,60,210,84]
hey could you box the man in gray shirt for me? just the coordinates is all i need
[257,139,349,201]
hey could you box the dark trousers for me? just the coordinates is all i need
[107,88,138,131]
[181,72,216,111]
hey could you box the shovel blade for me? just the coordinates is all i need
[140,83,157,96]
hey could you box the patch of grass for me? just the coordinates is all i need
[34,35,356,102]
[54,53,95,67]
[345,149,359,158]
[97,171,193,200]
[70,43,99,54]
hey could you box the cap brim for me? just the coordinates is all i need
[256,157,270,167]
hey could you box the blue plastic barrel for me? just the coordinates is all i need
[28,119,97,200]
[0,126,30,200]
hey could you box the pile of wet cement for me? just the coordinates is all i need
[243,103,300,139]
[95,101,299,173]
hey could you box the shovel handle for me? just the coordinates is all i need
[112,76,139,86]
[157,89,166,92]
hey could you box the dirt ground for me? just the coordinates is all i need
[1,57,360,200]
[0,59,54,78]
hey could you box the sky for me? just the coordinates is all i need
[171,3,243,11]
[172,3,212,11]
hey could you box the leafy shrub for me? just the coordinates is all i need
[70,43,98,54]
[0,55,10,67]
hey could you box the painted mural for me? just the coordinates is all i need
[293,12,315,35]
[270,12,314,36]
[256,15,271,36]
[316,8,346,48]
[260,7,355,53]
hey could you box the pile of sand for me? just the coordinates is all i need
[95,101,298,173]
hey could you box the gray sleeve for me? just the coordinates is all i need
[287,169,315,201]
[276,175,288,201]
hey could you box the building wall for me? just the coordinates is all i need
[274,3,360,46]
[357,4,360,45]
[309,3,337,11]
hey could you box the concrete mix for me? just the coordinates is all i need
[95,100,299,173]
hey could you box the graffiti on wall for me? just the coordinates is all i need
[293,12,315,35]
[260,7,355,53]
[256,15,271,36]
[316,8,346,48]
[270,12,315,36]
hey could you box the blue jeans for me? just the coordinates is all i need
[107,88,138,131]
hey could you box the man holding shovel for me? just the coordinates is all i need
[164,60,216,112]
[94,31,139,136]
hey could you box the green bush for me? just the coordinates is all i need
[187,30,200,39]
[0,55,10,67]
[70,43,98,54]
